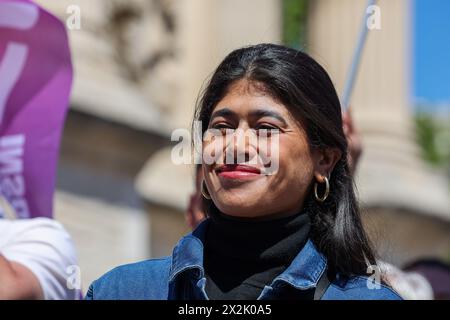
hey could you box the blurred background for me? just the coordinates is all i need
[33,0,449,291]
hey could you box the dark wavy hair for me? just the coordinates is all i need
[193,43,376,276]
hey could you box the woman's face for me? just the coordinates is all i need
[202,79,323,219]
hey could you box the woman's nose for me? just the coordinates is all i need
[224,128,258,164]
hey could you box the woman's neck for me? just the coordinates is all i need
[205,205,311,265]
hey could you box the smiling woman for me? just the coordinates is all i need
[201,78,321,220]
[86,44,402,300]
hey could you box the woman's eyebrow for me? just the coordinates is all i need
[249,109,287,125]
[210,107,236,120]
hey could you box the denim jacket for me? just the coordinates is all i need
[86,220,402,300]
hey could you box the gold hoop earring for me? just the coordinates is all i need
[201,180,211,199]
[314,176,330,202]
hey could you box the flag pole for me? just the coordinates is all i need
[341,0,377,112]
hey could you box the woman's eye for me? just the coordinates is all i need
[257,124,276,130]
[255,124,279,135]
[212,123,234,134]
[212,123,230,129]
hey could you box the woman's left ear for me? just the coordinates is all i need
[313,147,342,182]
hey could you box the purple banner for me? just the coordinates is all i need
[0,0,73,218]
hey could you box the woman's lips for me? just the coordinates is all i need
[216,164,261,179]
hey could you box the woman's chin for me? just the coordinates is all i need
[214,198,266,218]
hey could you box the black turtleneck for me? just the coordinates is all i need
[203,208,311,300]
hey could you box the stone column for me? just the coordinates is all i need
[307,0,449,264]
[308,0,448,218]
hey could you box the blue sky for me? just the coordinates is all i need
[413,0,450,110]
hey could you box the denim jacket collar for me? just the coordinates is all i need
[168,219,327,291]
[168,220,208,282]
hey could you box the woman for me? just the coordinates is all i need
[86,44,401,300]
